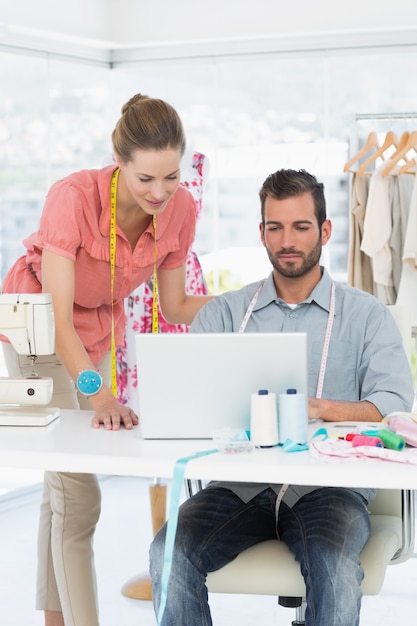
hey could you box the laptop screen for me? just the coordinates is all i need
[136,332,308,440]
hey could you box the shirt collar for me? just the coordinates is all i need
[252,273,278,311]
[304,267,334,314]
[253,267,334,314]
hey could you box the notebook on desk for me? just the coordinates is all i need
[136,332,308,440]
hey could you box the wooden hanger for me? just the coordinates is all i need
[383,130,417,176]
[399,158,416,175]
[356,131,398,175]
[380,131,409,175]
[343,131,380,173]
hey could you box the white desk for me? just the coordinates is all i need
[0,409,416,490]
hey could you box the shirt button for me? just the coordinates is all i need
[289,313,295,319]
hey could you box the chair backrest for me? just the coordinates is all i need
[368,488,402,516]
[368,488,415,564]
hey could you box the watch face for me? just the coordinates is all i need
[76,370,103,396]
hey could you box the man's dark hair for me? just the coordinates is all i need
[259,168,327,228]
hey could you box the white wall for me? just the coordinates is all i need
[104,0,417,45]
[2,0,417,46]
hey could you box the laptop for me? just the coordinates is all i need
[136,332,308,440]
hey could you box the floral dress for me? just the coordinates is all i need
[116,151,209,409]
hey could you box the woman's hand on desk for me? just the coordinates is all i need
[90,387,139,430]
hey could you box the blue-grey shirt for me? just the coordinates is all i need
[190,268,414,505]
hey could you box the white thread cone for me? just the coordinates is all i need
[250,390,279,447]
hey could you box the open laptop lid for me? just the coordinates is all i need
[136,332,308,440]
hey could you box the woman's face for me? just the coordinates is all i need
[117,147,182,215]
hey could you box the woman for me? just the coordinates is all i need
[1,93,212,626]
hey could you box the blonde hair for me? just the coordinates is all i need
[111,94,186,162]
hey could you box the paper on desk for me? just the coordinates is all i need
[309,437,417,464]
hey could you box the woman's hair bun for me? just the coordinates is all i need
[121,93,149,115]
[113,93,185,160]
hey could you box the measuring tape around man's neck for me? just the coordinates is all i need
[239,279,336,399]
[109,169,159,396]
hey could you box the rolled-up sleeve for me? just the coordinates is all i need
[357,304,415,415]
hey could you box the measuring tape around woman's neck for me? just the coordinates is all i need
[151,214,159,334]
[110,168,159,396]
[109,169,119,396]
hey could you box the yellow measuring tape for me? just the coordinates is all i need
[110,169,119,396]
[110,169,159,397]
[152,214,159,334]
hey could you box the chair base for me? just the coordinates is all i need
[279,596,303,608]
[279,597,306,625]
[120,572,152,601]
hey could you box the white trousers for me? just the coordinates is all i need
[3,344,111,626]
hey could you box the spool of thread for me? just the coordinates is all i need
[351,435,383,448]
[278,388,308,445]
[250,389,279,447]
[375,429,406,451]
[345,433,359,441]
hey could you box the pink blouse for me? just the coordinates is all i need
[2,165,196,364]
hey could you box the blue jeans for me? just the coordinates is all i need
[150,486,371,626]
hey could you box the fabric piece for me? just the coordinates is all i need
[385,413,417,447]
[309,437,417,464]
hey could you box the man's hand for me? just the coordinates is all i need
[308,397,382,423]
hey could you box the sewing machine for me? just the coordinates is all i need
[0,293,60,425]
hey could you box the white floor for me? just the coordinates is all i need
[0,471,416,626]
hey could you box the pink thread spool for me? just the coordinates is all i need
[351,435,383,448]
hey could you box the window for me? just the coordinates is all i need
[1,42,417,491]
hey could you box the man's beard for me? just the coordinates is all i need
[265,238,322,279]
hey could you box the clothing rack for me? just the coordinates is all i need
[355,113,417,120]
[348,112,417,159]
[347,113,417,339]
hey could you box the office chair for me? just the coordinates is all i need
[202,487,415,624]
[203,304,416,624]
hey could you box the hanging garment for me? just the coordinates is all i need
[347,173,373,293]
[389,173,415,294]
[396,171,417,327]
[360,162,397,304]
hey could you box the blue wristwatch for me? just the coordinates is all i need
[76,370,103,396]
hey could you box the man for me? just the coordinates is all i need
[150,168,414,626]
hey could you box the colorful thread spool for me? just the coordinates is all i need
[351,435,383,448]
[345,433,359,441]
[372,429,405,451]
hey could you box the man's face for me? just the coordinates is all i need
[259,192,331,279]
